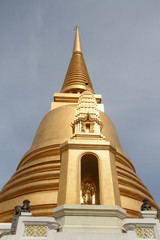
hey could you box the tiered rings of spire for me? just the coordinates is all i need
[61,26,94,94]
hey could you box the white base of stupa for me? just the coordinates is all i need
[53,204,126,233]
[0,208,160,239]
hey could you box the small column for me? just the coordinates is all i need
[98,147,121,206]
[57,142,81,206]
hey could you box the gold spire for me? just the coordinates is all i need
[61,26,94,94]
[73,25,82,54]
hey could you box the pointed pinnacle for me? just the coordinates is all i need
[73,25,82,54]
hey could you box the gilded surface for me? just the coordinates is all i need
[0,26,158,222]
[82,181,96,204]
[61,26,94,94]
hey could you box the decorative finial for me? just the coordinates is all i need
[141,198,152,211]
[10,200,31,235]
[73,25,82,54]
[10,205,22,234]
[21,199,30,212]
[73,25,79,31]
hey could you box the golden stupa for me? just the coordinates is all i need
[0,26,158,223]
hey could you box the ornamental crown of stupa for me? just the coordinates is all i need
[75,90,101,122]
[72,89,103,135]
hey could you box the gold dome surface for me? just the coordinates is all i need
[30,104,122,153]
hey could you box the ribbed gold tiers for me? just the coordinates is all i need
[61,26,94,94]
[0,26,158,222]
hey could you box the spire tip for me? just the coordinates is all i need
[73,25,82,54]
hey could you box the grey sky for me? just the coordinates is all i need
[0,0,160,207]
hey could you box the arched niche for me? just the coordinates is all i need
[81,154,100,205]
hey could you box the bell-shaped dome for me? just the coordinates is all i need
[0,104,158,222]
[30,105,122,151]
